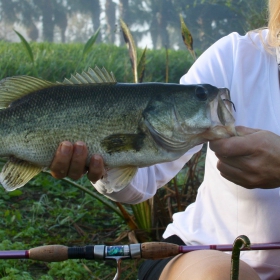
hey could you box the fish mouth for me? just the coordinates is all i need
[208,88,237,137]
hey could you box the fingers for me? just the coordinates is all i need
[235,126,260,136]
[50,141,88,180]
[50,141,105,182]
[50,141,74,179]
[217,160,266,189]
[209,126,260,157]
[209,137,249,158]
[87,155,105,183]
[216,159,253,188]
[68,141,88,180]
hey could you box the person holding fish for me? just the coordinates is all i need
[49,0,280,279]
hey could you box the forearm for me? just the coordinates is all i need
[93,146,202,204]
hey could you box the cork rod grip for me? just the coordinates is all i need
[29,245,68,262]
[141,242,180,259]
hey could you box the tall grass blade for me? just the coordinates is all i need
[172,177,182,212]
[43,170,124,219]
[115,202,138,230]
[165,46,169,83]
[131,200,152,233]
[13,29,34,64]
[82,27,100,59]
[179,15,196,61]
[137,46,147,83]
[120,19,138,83]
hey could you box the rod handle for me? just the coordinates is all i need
[29,245,68,262]
[141,242,179,259]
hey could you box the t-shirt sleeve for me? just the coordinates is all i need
[93,145,201,204]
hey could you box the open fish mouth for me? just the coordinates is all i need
[209,88,237,136]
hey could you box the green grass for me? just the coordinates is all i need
[0,41,194,83]
[0,172,141,279]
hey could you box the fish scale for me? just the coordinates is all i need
[0,67,236,191]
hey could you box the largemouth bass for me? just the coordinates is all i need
[0,67,235,191]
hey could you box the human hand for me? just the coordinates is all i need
[50,141,105,183]
[209,126,280,189]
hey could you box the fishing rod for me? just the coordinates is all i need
[0,235,279,280]
[1,240,279,261]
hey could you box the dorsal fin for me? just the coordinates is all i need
[0,66,117,108]
[0,76,55,108]
[58,66,117,85]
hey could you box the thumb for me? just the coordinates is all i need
[235,126,260,136]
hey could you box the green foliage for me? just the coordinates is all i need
[13,30,34,64]
[0,40,193,83]
[131,201,152,232]
[0,173,127,278]
[137,46,147,83]
[180,14,196,61]
[82,27,100,59]
[48,259,94,279]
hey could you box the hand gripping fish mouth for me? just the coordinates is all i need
[141,84,237,159]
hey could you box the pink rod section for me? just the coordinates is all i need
[0,250,29,259]
[179,243,280,253]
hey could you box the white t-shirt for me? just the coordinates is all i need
[95,30,280,279]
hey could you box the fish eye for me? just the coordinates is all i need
[195,86,208,101]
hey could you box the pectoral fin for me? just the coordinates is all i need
[101,133,146,154]
[0,158,42,191]
[100,166,138,193]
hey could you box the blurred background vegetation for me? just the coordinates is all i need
[0,0,267,279]
[1,0,267,50]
